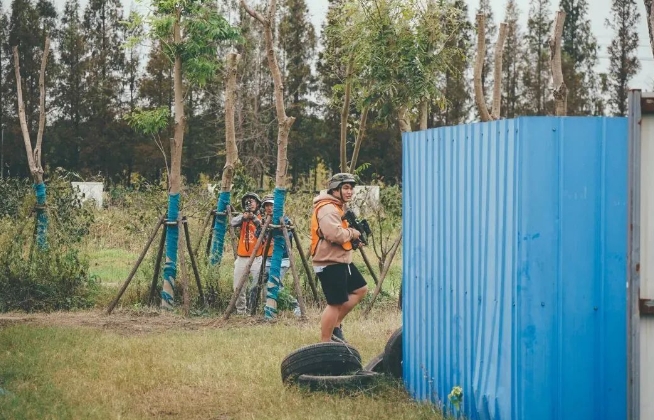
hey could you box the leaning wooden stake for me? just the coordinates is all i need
[550,10,567,116]
[282,221,307,319]
[223,216,272,320]
[363,231,403,317]
[291,230,321,303]
[107,213,166,314]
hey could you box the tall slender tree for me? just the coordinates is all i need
[278,0,318,186]
[53,0,86,170]
[126,0,239,310]
[559,0,598,115]
[476,0,497,107]
[520,0,553,115]
[501,0,522,118]
[81,0,125,179]
[433,0,472,127]
[606,0,640,116]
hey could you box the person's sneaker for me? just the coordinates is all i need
[331,325,347,343]
[293,306,302,317]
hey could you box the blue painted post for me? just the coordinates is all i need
[209,191,231,266]
[264,187,286,319]
[161,193,180,309]
[33,182,47,249]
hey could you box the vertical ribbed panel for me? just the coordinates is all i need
[402,117,628,420]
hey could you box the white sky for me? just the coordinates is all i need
[304,0,654,90]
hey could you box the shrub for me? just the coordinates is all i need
[0,171,98,312]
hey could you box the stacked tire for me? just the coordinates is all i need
[280,342,380,392]
[280,327,403,393]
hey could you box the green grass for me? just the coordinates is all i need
[0,311,444,420]
[89,248,138,285]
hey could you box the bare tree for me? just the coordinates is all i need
[550,10,567,116]
[474,14,507,121]
[13,37,50,248]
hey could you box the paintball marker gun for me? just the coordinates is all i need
[342,209,372,250]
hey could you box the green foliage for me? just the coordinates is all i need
[0,171,98,312]
[127,0,239,87]
[325,0,465,122]
[0,178,30,218]
[124,106,170,135]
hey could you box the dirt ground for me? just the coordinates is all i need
[0,308,309,335]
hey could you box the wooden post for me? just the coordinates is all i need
[363,231,403,317]
[223,216,272,320]
[149,222,168,305]
[183,216,204,304]
[107,213,166,314]
[282,221,307,319]
[359,247,379,285]
[194,209,214,257]
[291,229,320,303]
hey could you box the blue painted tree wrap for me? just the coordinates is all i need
[161,193,180,309]
[33,182,48,249]
[264,188,287,319]
[210,191,231,265]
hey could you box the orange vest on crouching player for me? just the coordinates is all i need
[237,215,264,257]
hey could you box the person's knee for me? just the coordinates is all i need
[355,285,368,298]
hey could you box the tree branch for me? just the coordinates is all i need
[649,0,654,58]
[12,46,39,182]
[222,52,241,191]
[550,10,567,116]
[348,106,369,173]
[35,36,50,174]
[240,0,267,25]
[340,55,354,173]
[490,23,507,120]
[474,13,492,122]
[242,0,295,188]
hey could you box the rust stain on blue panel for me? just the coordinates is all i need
[402,117,628,420]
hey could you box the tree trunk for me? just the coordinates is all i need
[398,106,412,133]
[13,38,50,249]
[210,52,241,266]
[161,12,185,310]
[242,0,296,320]
[418,100,428,131]
[348,107,369,173]
[550,10,567,116]
[474,14,492,122]
[490,23,508,120]
[646,0,654,58]
[340,56,354,172]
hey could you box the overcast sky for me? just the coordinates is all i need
[303,0,654,90]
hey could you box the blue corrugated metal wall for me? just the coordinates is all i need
[402,117,628,420]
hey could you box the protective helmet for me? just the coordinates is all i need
[328,173,357,191]
[241,192,261,210]
[262,194,274,206]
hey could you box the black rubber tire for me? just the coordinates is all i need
[383,327,403,379]
[363,352,386,373]
[296,370,381,392]
[281,342,362,384]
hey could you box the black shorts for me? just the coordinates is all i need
[317,263,367,305]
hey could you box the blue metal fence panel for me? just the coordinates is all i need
[402,117,628,420]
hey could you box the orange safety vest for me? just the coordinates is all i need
[310,199,353,256]
[237,216,264,257]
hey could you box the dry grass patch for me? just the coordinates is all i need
[0,309,444,420]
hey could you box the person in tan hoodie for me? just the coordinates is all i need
[310,173,368,342]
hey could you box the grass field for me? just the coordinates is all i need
[0,309,446,420]
[0,189,444,419]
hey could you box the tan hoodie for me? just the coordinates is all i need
[311,192,358,266]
